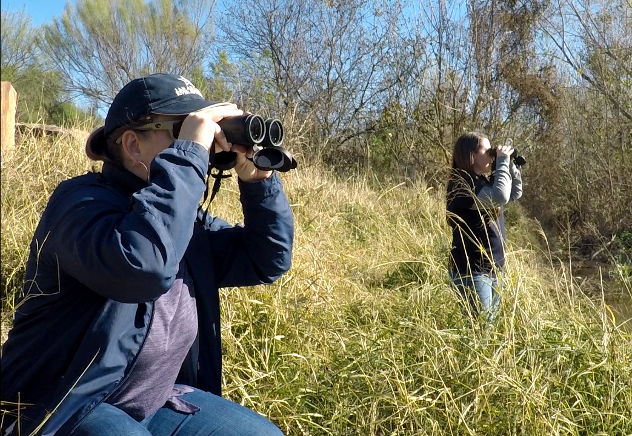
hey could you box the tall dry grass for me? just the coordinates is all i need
[1,129,99,335]
[1,133,631,435]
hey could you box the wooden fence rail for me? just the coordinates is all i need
[1,81,90,157]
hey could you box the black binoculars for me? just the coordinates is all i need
[488,140,527,167]
[211,115,297,172]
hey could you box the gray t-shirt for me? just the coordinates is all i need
[106,261,198,420]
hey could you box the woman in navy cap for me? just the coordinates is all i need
[1,73,294,436]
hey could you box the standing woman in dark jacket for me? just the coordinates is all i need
[1,74,294,436]
[446,132,522,324]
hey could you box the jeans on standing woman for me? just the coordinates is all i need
[450,271,501,324]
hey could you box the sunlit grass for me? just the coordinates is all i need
[1,129,98,338]
[2,134,631,435]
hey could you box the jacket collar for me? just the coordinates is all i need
[100,161,149,197]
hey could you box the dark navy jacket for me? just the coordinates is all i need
[446,156,522,275]
[0,140,294,435]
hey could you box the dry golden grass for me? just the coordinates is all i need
[2,133,631,435]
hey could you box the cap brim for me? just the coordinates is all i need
[150,99,222,116]
[89,100,224,161]
[86,126,107,161]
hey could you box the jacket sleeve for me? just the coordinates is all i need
[475,156,513,208]
[195,172,294,288]
[42,140,209,303]
[509,161,523,201]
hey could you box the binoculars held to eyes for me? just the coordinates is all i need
[488,139,527,167]
[211,115,297,172]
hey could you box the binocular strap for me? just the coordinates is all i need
[199,169,232,223]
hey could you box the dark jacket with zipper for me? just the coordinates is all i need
[0,139,294,436]
[446,156,522,275]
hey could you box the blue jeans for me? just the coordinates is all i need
[72,386,284,436]
[450,271,501,323]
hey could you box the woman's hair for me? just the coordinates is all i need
[451,131,488,174]
[447,131,500,220]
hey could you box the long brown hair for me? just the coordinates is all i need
[451,131,488,174]
[447,131,500,220]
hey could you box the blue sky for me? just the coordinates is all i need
[2,0,71,26]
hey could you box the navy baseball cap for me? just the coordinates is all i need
[86,73,217,160]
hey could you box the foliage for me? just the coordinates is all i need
[612,231,632,282]
[2,64,63,123]
[217,0,416,163]
[0,133,98,313]
[6,0,631,258]
[523,0,632,246]
[2,135,631,435]
[0,9,38,74]
[40,0,216,106]
[1,9,95,126]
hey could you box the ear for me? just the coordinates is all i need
[119,130,143,162]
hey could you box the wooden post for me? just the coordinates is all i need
[1,81,18,154]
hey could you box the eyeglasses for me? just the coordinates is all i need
[135,120,184,141]
[115,120,185,144]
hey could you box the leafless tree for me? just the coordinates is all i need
[216,0,421,162]
[1,9,38,75]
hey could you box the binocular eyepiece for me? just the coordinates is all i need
[487,148,520,160]
[211,115,297,172]
[487,140,527,167]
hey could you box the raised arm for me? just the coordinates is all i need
[475,155,513,208]
[194,173,294,288]
[38,141,209,303]
[509,161,523,201]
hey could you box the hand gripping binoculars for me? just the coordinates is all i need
[211,115,297,172]
[488,139,527,167]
